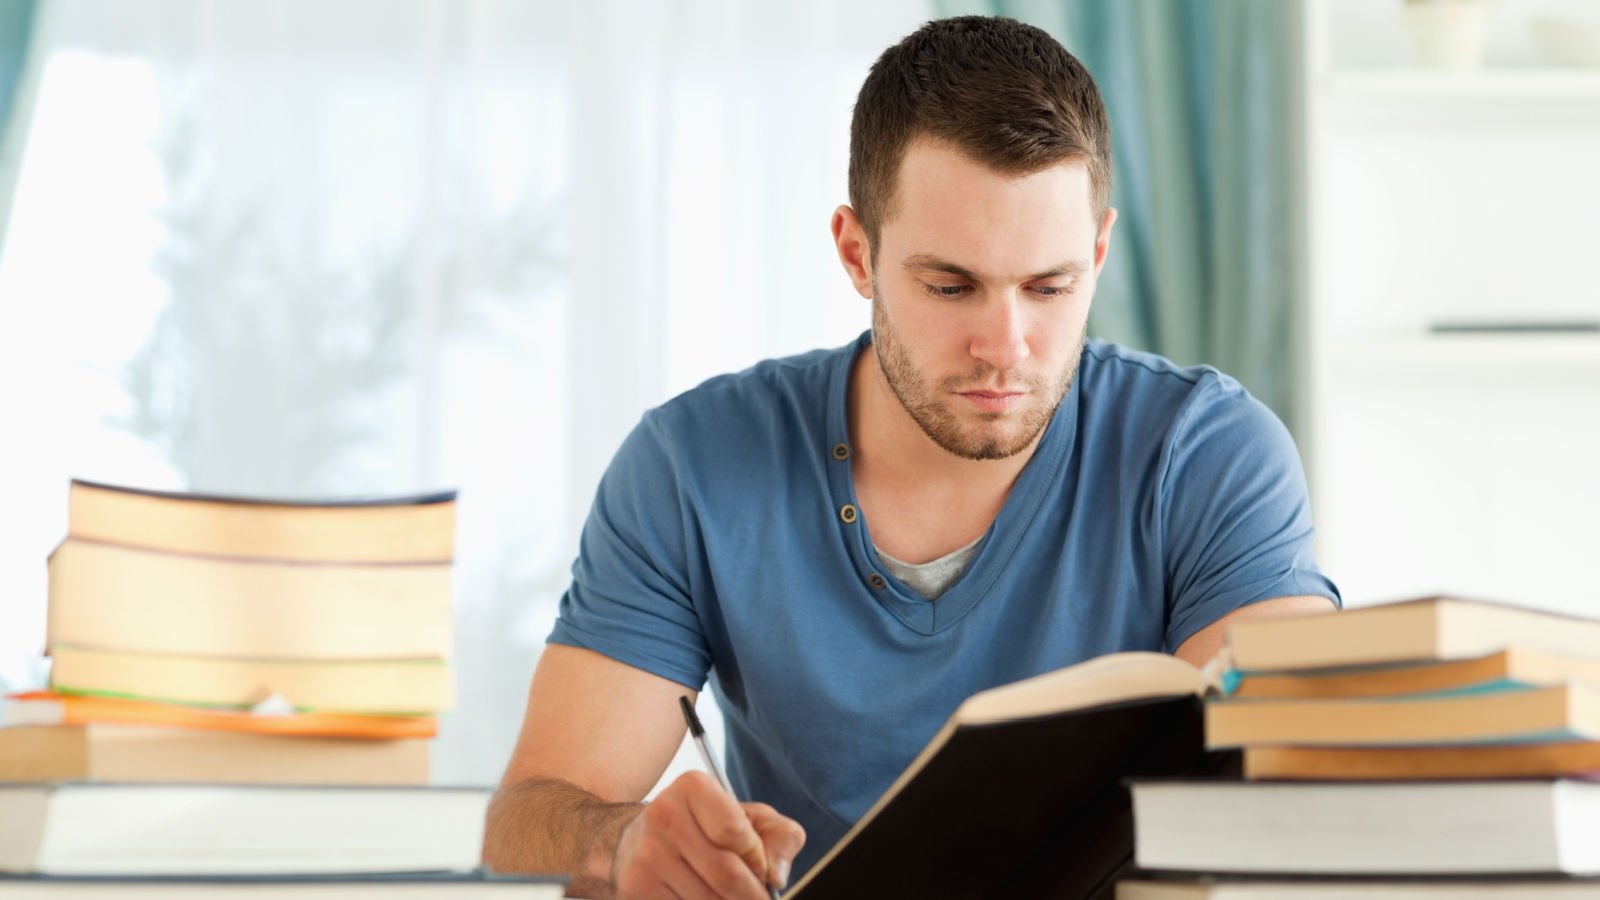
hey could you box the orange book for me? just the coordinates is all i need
[1242,741,1600,781]
[3,691,436,740]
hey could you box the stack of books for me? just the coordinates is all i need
[1119,596,1600,899]
[6,478,457,784]
[0,479,564,897]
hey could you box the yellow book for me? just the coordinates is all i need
[47,538,451,659]
[66,479,456,563]
[1227,596,1600,671]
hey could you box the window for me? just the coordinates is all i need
[0,0,930,782]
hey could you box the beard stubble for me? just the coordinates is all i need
[869,292,1083,461]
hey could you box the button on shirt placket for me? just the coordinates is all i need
[832,442,885,591]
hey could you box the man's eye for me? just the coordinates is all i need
[922,283,968,298]
[1032,284,1075,298]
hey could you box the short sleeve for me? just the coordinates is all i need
[1158,375,1341,652]
[547,412,712,690]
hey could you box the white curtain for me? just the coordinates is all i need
[0,0,932,783]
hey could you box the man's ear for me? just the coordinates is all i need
[831,205,875,300]
[1093,207,1118,276]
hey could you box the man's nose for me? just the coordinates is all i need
[969,293,1029,373]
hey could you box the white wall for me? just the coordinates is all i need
[1303,0,1600,615]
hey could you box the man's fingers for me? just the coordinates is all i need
[643,782,769,899]
[643,773,803,895]
[619,801,716,900]
[651,850,717,900]
[671,813,772,899]
[681,773,769,877]
[617,773,801,899]
[744,802,806,890]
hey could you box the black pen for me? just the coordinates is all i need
[678,695,782,900]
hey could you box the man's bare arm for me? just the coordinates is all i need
[482,646,676,895]
[483,645,803,899]
[484,775,643,897]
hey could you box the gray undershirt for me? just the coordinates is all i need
[874,535,985,600]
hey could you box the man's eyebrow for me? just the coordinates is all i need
[901,254,1089,282]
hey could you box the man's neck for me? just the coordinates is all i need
[846,343,1042,562]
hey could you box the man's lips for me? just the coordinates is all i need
[957,390,1026,412]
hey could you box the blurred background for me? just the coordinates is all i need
[1,0,1597,785]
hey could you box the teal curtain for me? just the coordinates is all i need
[934,0,1302,430]
[0,0,41,258]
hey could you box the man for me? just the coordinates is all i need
[484,16,1338,900]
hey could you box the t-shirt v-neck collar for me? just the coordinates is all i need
[824,331,1080,635]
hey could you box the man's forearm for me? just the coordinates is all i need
[483,776,644,899]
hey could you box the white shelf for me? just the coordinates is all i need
[1324,68,1600,128]
[1304,0,1600,619]
[1327,331,1600,379]
[1330,68,1600,96]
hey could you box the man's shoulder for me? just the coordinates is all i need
[1079,338,1248,419]
[642,336,859,451]
[1073,338,1290,477]
[1078,339,1299,492]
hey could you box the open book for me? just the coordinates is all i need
[784,652,1237,900]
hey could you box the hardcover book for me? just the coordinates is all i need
[785,653,1237,900]
[0,783,490,876]
[1130,780,1600,876]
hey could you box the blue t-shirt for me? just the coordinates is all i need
[549,331,1339,878]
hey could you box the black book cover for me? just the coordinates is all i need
[791,694,1237,900]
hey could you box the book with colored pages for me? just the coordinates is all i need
[46,644,452,715]
[2,692,436,740]
[1205,681,1600,748]
[1129,780,1600,876]
[1225,596,1600,672]
[0,783,491,875]
[0,723,428,785]
[0,873,567,898]
[1225,648,1600,701]
[784,652,1239,900]
[64,479,457,564]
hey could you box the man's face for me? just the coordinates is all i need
[867,138,1114,461]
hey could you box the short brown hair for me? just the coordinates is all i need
[848,16,1112,254]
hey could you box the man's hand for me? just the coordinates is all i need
[612,771,805,899]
